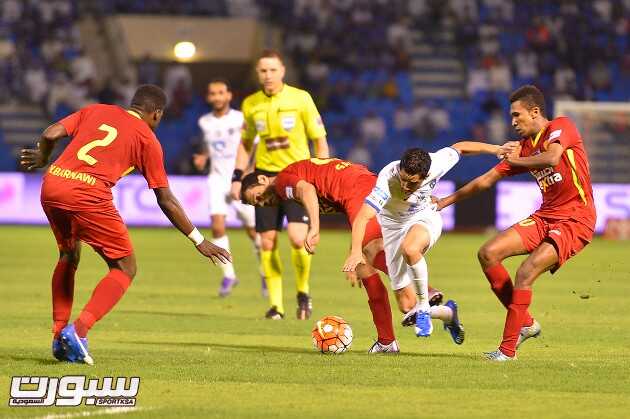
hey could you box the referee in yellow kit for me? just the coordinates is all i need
[231,50,329,320]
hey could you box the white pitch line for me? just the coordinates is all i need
[22,406,152,419]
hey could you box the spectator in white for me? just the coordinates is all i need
[41,36,65,63]
[112,73,137,107]
[347,138,373,168]
[352,6,373,25]
[489,57,512,92]
[387,17,412,51]
[70,49,96,85]
[449,0,478,21]
[46,73,93,115]
[479,23,500,56]
[24,62,48,104]
[483,0,514,22]
[428,106,451,133]
[360,110,386,144]
[410,99,433,137]
[554,64,577,97]
[1,0,22,24]
[466,63,490,97]
[36,1,56,25]
[408,0,428,19]
[163,61,192,101]
[486,109,508,145]
[594,0,613,23]
[305,55,330,84]
[394,105,412,133]
[514,47,538,80]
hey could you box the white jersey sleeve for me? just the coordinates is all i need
[365,161,397,213]
[426,147,460,183]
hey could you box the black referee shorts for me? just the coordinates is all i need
[254,168,309,233]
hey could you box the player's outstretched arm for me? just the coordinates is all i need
[230,140,254,200]
[20,123,68,170]
[435,168,503,210]
[451,141,520,158]
[342,203,376,272]
[313,137,330,158]
[295,180,321,254]
[153,187,232,264]
[504,142,563,169]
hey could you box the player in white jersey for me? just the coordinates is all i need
[343,141,515,340]
[194,79,263,297]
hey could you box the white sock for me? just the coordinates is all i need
[430,305,453,323]
[410,258,430,312]
[212,235,235,279]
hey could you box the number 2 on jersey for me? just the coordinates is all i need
[77,124,118,165]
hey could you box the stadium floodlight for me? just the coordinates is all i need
[173,41,196,61]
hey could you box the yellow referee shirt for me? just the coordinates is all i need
[241,84,326,172]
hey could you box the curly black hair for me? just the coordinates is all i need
[400,148,431,177]
[509,84,546,117]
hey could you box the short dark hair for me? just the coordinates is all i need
[509,85,546,117]
[258,49,283,64]
[131,84,167,113]
[209,78,231,91]
[400,148,431,177]
[240,172,261,202]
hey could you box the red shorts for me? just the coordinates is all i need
[42,204,133,260]
[512,213,594,273]
[345,178,382,247]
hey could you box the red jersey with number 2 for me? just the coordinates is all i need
[275,158,376,214]
[41,104,169,211]
[494,117,596,229]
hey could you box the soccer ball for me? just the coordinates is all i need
[311,315,353,354]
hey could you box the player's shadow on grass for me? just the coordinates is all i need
[120,340,315,355]
[6,355,60,365]
[116,309,212,318]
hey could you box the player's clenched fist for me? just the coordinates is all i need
[196,240,232,265]
[20,147,48,170]
[497,141,521,159]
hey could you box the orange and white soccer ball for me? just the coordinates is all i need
[311,316,353,354]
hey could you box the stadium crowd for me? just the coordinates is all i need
[1,0,630,175]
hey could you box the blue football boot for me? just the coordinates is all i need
[415,309,433,337]
[60,324,94,365]
[52,338,66,361]
[443,300,465,345]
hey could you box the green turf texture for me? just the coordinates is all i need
[1,225,629,418]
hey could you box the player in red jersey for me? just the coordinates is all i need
[240,158,457,353]
[20,85,231,365]
[434,85,596,361]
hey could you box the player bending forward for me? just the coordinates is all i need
[240,158,450,353]
[343,142,513,340]
[193,79,263,297]
[434,85,596,361]
[20,85,231,365]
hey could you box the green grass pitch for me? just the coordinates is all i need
[1,225,629,418]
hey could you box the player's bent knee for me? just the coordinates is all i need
[477,245,499,266]
[401,242,422,264]
[59,248,81,267]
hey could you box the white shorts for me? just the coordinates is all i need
[378,210,443,291]
[208,176,255,228]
